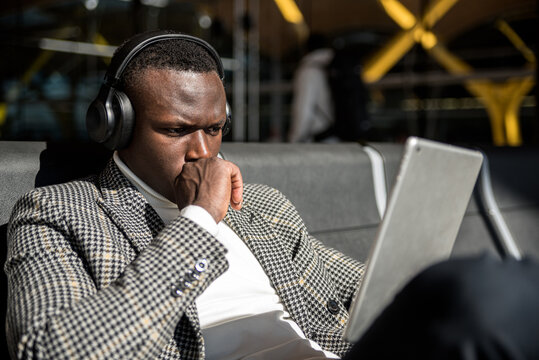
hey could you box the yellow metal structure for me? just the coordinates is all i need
[0,103,6,132]
[274,0,304,24]
[363,0,456,83]
[273,0,308,41]
[363,0,536,146]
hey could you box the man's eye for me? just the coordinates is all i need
[206,126,222,135]
[166,128,187,136]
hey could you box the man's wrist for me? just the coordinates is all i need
[180,205,219,236]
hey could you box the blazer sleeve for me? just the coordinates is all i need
[5,189,228,360]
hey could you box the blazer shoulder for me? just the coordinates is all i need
[10,175,101,220]
[24,175,100,201]
[243,183,307,231]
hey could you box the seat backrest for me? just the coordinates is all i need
[368,142,539,259]
[0,141,46,360]
[221,143,381,259]
[479,146,539,259]
[0,141,46,225]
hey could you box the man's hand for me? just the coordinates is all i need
[174,158,243,223]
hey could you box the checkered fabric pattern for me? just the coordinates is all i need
[6,159,365,359]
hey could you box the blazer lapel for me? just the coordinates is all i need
[96,160,164,254]
[97,160,206,356]
[223,204,311,333]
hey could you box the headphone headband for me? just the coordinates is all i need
[105,30,225,88]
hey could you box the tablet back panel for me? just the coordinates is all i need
[344,137,483,342]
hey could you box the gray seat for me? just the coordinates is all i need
[0,141,46,225]
[221,143,381,259]
[2,140,538,359]
[476,146,539,259]
[368,142,539,260]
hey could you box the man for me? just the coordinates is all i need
[6,31,363,359]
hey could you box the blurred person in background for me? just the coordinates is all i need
[288,34,335,142]
[289,35,371,143]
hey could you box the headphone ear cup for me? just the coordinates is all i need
[222,102,232,136]
[104,89,135,150]
[86,92,113,144]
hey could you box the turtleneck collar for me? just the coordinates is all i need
[113,151,180,224]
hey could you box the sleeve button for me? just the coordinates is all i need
[195,259,208,273]
[327,299,340,315]
[186,270,200,281]
[172,287,183,298]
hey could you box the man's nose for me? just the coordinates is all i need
[185,129,211,161]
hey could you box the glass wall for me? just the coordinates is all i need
[0,0,537,145]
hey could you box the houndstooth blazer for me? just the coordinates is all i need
[6,159,365,359]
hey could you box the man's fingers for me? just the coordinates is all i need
[228,162,243,210]
[175,158,243,220]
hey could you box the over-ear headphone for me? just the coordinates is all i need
[86,30,231,150]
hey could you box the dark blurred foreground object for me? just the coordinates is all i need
[345,254,539,359]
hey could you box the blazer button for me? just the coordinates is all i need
[195,259,208,273]
[327,299,340,315]
[171,286,183,298]
[186,270,200,282]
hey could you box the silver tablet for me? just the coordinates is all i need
[344,137,483,342]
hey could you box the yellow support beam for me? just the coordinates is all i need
[273,0,309,43]
[93,33,114,65]
[364,0,458,83]
[379,0,416,29]
[422,0,460,28]
[273,0,304,24]
[501,77,534,146]
[364,0,534,146]
[362,29,417,83]
[0,102,7,133]
[495,20,536,64]
[428,43,534,146]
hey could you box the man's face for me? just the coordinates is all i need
[118,68,227,203]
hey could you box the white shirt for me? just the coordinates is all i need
[113,152,339,359]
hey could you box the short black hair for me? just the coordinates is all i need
[116,31,220,92]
